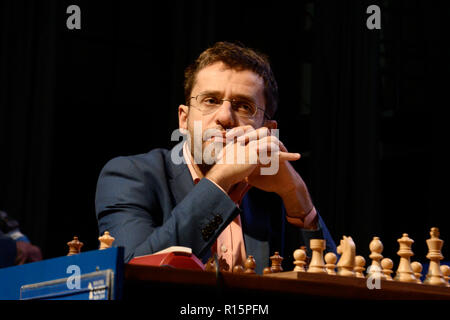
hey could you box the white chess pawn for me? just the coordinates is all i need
[411,261,423,284]
[381,258,394,281]
[98,231,115,250]
[354,256,366,278]
[293,248,307,272]
[324,252,337,275]
[440,265,450,287]
[394,233,416,283]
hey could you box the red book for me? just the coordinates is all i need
[128,246,205,271]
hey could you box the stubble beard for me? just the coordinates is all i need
[186,128,221,176]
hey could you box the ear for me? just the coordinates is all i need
[263,119,277,130]
[178,104,189,131]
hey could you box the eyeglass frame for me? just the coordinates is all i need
[188,93,271,120]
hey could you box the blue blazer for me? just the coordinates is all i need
[95,144,336,274]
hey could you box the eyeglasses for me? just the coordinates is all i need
[189,93,270,119]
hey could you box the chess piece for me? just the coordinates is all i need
[270,252,283,273]
[263,267,272,274]
[300,245,311,265]
[67,236,83,256]
[368,236,385,279]
[324,252,337,275]
[293,247,307,272]
[424,227,446,286]
[233,265,244,274]
[354,255,366,278]
[217,256,230,272]
[381,258,394,281]
[204,257,217,272]
[336,236,355,277]
[411,261,423,284]
[307,239,326,274]
[98,231,115,250]
[244,255,256,274]
[394,233,416,282]
[440,265,450,287]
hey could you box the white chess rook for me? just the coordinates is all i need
[307,239,326,274]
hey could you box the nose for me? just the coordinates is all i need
[214,100,238,129]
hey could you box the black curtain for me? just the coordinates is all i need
[1,0,447,262]
[0,0,57,249]
[311,0,448,259]
[310,0,382,257]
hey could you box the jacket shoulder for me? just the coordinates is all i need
[100,148,171,177]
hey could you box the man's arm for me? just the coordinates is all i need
[95,156,240,262]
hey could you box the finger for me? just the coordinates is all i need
[279,151,301,161]
[237,127,270,143]
[225,125,254,141]
[203,127,225,142]
[249,140,300,163]
[256,141,280,165]
[255,141,280,154]
[258,135,290,152]
[258,135,294,156]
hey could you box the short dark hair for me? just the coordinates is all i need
[184,41,278,119]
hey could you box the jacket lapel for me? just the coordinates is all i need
[166,143,195,205]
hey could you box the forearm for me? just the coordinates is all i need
[279,182,318,230]
[98,178,240,262]
[137,179,239,258]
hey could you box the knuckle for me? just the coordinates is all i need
[260,127,270,136]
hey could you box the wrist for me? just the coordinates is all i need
[280,184,313,216]
[303,207,318,230]
[285,206,318,230]
[205,170,233,193]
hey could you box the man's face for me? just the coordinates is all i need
[179,62,271,173]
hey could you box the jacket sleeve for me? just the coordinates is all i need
[95,156,240,262]
[0,230,17,268]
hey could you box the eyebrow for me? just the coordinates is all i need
[198,90,256,103]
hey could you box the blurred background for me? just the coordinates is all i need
[0,0,447,263]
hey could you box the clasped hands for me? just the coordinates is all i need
[205,125,316,226]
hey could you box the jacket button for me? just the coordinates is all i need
[210,221,219,229]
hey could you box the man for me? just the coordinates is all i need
[0,210,42,268]
[95,42,335,274]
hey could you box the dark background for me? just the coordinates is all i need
[0,0,447,265]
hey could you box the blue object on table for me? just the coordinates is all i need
[0,247,124,300]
